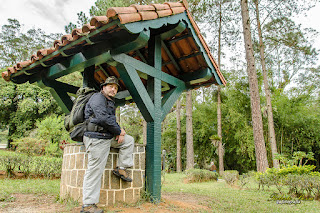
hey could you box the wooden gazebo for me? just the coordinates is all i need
[2,1,226,202]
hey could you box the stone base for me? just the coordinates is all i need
[60,143,145,205]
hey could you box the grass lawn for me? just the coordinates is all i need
[162,173,320,213]
[0,170,319,212]
[0,178,60,196]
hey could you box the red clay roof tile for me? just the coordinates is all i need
[31,54,39,63]
[164,2,184,8]
[17,60,32,70]
[151,4,170,10]
[139,11,158,21]
[2,1,226,86]
[171,7,185,14]
[2,71,10,81]
[71,28,83,40]
[61,34,73,46]
[90,16,109,28]
[156,9,173,18]
[53,40,63,50]
[7,67,15,74]
[82,24,95,33]
[118,13,141,24]
[131,4,155,11]
[106,7,137,18]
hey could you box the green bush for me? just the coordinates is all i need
[0,151,62,178]
[222,170,239,185]
[0,152,21,177]
[239,171,256,189]
[185,169,218,183]
[12,137,47,156]
[36,115,69,144]
[256,162,320,199]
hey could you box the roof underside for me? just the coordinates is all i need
[2,2,226,97]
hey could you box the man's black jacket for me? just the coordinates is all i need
[84,92,121,139]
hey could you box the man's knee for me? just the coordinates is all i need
[125,134,134,145]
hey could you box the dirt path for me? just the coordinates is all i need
[0,192,212,213]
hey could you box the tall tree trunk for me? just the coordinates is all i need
[217,2,224,175]
[254,0,279,169]
[240,0,269,172]
[186,90,194,170]
[143,119,147,145]
[176,98,182,172]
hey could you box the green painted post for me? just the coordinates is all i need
[145,35,162,202]
[112,34,186,202]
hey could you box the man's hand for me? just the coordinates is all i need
[116,135,125,143]
[116,128,126,143]
[120,128,126,136]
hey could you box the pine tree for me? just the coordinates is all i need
[241,0,269,172]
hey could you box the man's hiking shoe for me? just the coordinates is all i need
[113,167,132,182]
[80,204,104,213]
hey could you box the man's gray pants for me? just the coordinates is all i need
[82,134,134,205]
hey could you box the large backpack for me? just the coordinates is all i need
[64,87,97,142]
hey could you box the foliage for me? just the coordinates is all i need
[12,137,47,156]
[184,169,219,183]
[0,151,62,178]
[0,19,62,145]
[36,114,69,144]
[120,103,143,144]
[222,170,239,185]
[0,151,20,177]
[0,19,61,67]
[10,115,69,157]
[256,152,320,199]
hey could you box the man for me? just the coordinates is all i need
[81,76,134,213]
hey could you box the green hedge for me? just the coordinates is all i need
[185,169,219,183]
[0,151,62,178]
[222,170,239,185]
[256,165,320,199]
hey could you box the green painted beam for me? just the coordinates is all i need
[115,63,155,122]
[167,33,192,44]
[37,79,74,113]
[177,51,202,62]
[160,86,185,121]
[160,22,187,40]
[183,17,223,85]
[180,68,213,85]
[161,40,182,72]
[111,31,150,55]
[122,13,186,34]
[112,54,185,88]
[114,90,131,100]
[82,65,99,89]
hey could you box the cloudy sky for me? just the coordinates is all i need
[0,0,319,65]
[0,0,96,34]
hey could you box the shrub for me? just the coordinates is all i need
[0,151,62,178]
[12,137,47,156]
[256,163,320,199]
[0,152,21,177]
[185,169,218,183]
[45,142,63,158]
[222,170,239,185]
[239,171,255,189]
[36,115,69,144]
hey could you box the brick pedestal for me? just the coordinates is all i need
[60,143,145,205]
